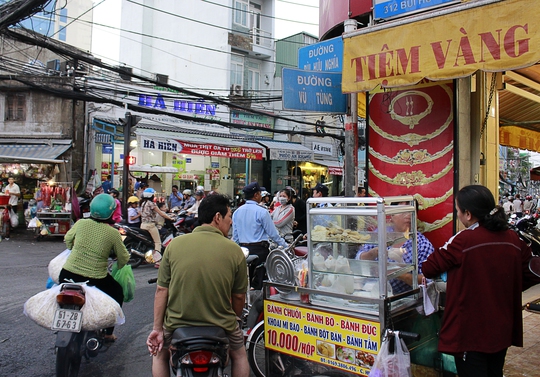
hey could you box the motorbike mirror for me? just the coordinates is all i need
[241,247,249,259]
[529,256,540,278]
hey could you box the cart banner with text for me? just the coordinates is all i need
[140,136,264,160]
[343,0,540,92]
[264,300,380,376]
[367,81,454,250]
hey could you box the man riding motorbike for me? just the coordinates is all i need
[59,194,130,342]
[146,193,250,377]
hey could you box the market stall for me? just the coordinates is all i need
[34,182,73,239]
[261,196,454,377]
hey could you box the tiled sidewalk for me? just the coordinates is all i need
[504,289,540,377]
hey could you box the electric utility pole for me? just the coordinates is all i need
[121,112,141,219]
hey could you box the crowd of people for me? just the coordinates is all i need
[48,175,540,377]
[501,193,538,218]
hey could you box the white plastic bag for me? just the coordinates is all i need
[368,332,411,377]
[10,209,18,228]
[48,249,71,284]
[23,284,63,328]
[81,285,125,330]
[24,283,125,331]
[27,217,38,229]
[420,277,440,316]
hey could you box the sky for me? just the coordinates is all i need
[91,0,320,64]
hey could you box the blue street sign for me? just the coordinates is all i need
[282,68,347,113]
[374,0,458,21]
[298,37,343,72]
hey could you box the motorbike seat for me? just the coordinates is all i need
[171,326,229,347]
[294,246,308,257]
[246,255,259,266]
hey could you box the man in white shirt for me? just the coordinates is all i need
[513,194,523,217]
[502,197,513,216]
[3,176,20,211]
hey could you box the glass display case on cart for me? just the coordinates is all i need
[260,196,453,377]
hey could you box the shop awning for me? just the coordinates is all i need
[256,140,314,161]
[0,141,70,163]
[343,0,540,92]
[135,128,265,160]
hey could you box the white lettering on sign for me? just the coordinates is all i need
[297,75,333,87]
[308,44,334,58]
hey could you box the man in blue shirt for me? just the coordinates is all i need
[101,175,112,194]
[233,182,287,290]
[168,185,183,210]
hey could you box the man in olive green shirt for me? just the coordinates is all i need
[147,194,249,377]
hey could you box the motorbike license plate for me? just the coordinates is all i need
[83,212,91,218]
[51,309,83,333]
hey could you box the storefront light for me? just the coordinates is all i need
[130,140,138,148]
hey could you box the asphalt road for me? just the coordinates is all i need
[0,228,167,377]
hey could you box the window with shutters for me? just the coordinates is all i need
[5,93,26,121]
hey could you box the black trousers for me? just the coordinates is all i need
[454,349,507,377]
[59,269,123,335]
[243,243,269,290]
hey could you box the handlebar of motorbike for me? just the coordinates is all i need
[386,329,420,341]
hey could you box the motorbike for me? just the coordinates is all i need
[169,326,230,377]
[509,214,540,256]
[54,283,114,377]
[172,208,196,234]
[115,215,179,268]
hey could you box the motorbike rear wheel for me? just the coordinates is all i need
[247,322,266,377]
[56,339,82,377]
[124,239,145,268]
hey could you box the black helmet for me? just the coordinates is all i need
[109,188,119,197]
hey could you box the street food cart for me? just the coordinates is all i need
[35,182,74,239]
[262,196,455,377]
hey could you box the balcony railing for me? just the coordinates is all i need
[251,27,272,48]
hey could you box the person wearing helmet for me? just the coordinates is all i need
[184,190,205,228]
[109,188,123,223]
[523,195,533,214]
[127,195,141,227]
[140,188,173,267]
[181,189,196,210]
[59,194,130,342]
[259,190,271,208]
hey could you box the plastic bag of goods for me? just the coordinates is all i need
[48,249,71,284]
[24,283,125,331]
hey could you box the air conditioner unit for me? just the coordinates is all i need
[155,73,168,84]
[46,59,60,71]
[118,66,133,81]
[233,84,243,96]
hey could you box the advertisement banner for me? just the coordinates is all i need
[230,110,274,139]
[269,149,313,162]
[140,136,264,160]
[343,0,540,92]
[264,300,380,376]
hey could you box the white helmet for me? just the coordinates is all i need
[142,188,156,198]
[183,189,192,196]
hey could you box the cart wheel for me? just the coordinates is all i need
[246,322,266,377]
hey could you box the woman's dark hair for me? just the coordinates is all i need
[198,193,230,224]
[280,188,293,205]
[456,185,508,231]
